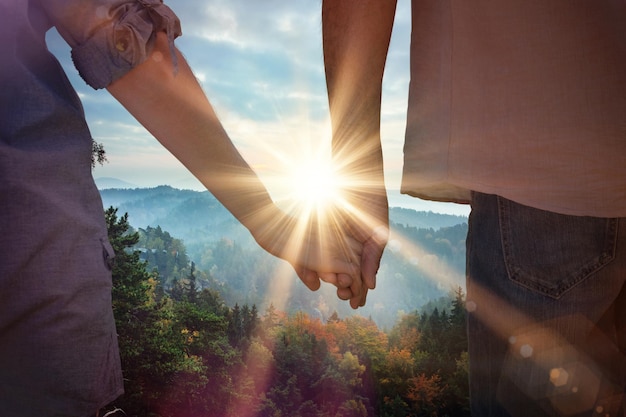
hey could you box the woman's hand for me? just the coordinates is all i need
[251,203,367,307]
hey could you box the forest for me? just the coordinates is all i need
[103,206,470,417]
[99,186,468,329]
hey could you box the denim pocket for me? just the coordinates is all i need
[498,197,618,299]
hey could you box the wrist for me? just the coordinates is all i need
[246,204,292,259]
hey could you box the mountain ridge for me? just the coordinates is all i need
[99,185,468,328]
[99,184,467,232]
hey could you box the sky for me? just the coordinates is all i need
[46,0,469,216]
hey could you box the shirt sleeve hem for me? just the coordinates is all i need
[71,0,182,90]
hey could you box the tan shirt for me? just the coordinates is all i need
[401,0,626,217]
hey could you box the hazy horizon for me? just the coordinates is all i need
[95,176,471,217]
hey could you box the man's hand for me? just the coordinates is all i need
[304,188,389,309]
[341,186,389,307]
[322,0,395,307]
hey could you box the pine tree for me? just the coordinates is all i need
[244,304,259,338]
[186,261,198,303]
[105,207,164,413]
[105,207,205,415]
[105,207,150,322]
[228,303,244,346]
[448,286,468,356]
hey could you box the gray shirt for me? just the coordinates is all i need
[0,0,180,414]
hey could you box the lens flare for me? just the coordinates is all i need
[289,159,342,215]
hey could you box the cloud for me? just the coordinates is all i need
[166,0,331,126]
[48,0,414,200]
[169,0,322,53]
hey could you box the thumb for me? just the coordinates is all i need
[361,226,388,289]
[295,266,321,291]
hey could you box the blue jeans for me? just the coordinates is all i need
[467,193,626,416]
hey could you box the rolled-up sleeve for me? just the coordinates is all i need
[42,0,181,89]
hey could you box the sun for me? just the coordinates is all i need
[245,127,350,220]
[288,159,343,215]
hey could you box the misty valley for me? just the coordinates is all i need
[100,185,470,416]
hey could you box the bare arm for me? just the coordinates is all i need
[322,0,396,303]
[107,32,359,288]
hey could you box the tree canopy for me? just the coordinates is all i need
[102,208,469,416]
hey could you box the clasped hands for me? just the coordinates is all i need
[295,215,389,309]
[255,194,389,309]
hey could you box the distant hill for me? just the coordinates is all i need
[100,185,249,246]
[95,177,138,190]
[100,185,466,234]
[389,206,466,230]
[99,185,468,328]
